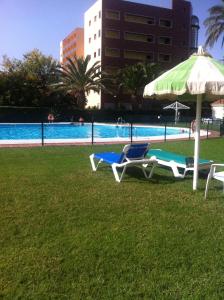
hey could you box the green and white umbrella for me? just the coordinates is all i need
[144,46,224,190]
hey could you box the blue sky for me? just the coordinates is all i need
[0,0,223,62]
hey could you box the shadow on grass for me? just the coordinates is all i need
[95,165,191,185]
[91,164,211,191]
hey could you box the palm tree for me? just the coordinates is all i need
[120,62,159,109]
[204,1,224,48]
[102,68,124,109]
[57,56,103,109]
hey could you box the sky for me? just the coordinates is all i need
[0,0,223,63]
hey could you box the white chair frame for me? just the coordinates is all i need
[90,143,158,182]
[90,154,157,183]
[204,164,224,199]
[148,149,212,179]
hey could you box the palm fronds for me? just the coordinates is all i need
[204,1,224,48]
[56,56,102,109]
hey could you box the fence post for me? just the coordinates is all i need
[41,122,44,146]
[130,122,133,144]
[164,122,167,142]
[220,119,224,137]
[91,120,94,145]
[206,121,209,139]
[188,122,191,140]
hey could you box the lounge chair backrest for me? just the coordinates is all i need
[120,143,150,163]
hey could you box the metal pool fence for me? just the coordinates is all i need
[0,119,223,146]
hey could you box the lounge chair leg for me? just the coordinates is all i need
[148,163,156,178]
[142,167,148,178]
[204,177,211,199]
[171,164,184,178]
[112,164,126,182]
[89,154,103,171]
[89,154,96,171]
[142,163,156,179]
[119,166,127,182]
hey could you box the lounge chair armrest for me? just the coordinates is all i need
[113,158,157,168]
[211,164,224,167]
[208,163,224,176]
[210,163,224,171]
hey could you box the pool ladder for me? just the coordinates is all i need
[116,117,125,127]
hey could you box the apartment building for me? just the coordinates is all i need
[60,27,84,65]
[84,0,199,109]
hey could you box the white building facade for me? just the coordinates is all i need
[83,0,197,110]
[84,0,102,108]
[211,100,224,120]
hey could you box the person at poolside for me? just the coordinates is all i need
[70,116,75,124]
[48,113,54,123]
[79,117,84,126]
[191,119,196,133]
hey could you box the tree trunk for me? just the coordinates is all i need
[77,92,86,110]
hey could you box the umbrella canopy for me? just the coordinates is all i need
[144,46,224,190]
[163,101,190,124]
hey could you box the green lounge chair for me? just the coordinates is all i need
[147,149,213,178]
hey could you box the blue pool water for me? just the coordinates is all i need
[0,123,188,141]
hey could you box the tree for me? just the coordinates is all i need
[204,1,224,48]
[57,56,104,110]
[0,49,59,107]
[22,49,58,85]
[120,62,159,109]
[102,68,124,109]
[1,55,23,73]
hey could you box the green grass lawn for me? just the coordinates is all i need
[1,138,224,299]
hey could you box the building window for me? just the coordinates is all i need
[158,53,171,62]
[158,36,172,45]
[89,20,91,26]
[89,37,91,43]
[124,32,154,43]
[124,50,153,61]
[159,19,172,28]
[104,66,119,74]
[105,48,120,57]
[94,52,96,58]
[105,9,120,20]
[94,34,97,40]
[124,13,155,25]
[98,30,101,37]
[94,16,97,22]
[105,29,120,39]
[99,11,101,18]
[98,48,101,56]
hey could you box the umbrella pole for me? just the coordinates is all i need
[193,94,202,190]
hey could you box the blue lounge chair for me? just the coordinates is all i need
[90,143,158,182]
[147,149,213,178]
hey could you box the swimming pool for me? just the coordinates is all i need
[0,122,193,144]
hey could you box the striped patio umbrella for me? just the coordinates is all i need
[144,46,224,190]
